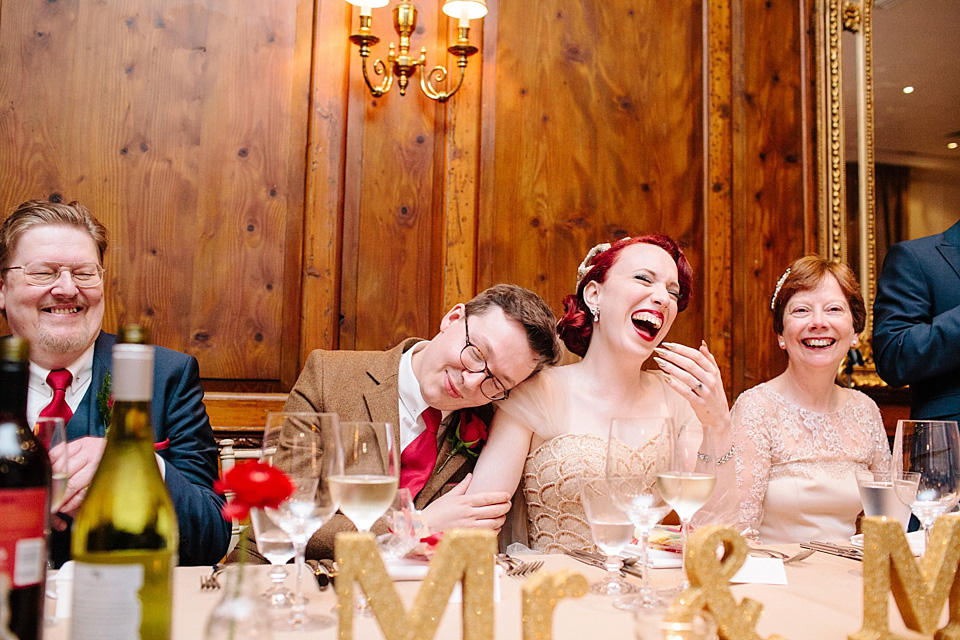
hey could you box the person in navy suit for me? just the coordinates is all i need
[873,218,960,422]
[0,199,229,566]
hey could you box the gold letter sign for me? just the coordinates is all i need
[851,515,960,640]
[335,529,496,640]
[662,525,786,640]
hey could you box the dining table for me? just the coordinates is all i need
[42,545,940,639]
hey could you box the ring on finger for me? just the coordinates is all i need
[693,382,704,393]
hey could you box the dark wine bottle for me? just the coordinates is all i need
[0,336,52,640]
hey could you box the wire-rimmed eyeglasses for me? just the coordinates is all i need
[461,309,509,401]
[1,262,104,288]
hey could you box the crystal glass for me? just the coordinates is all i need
[655,419,716,591]
[855,468,918,531]
[606,417,672,611]
[249,507,295,608]
[579,476,637,596]
[261,412,344,631]
[893,419,960,548]
[35,416,68,512]
[329,421,399,615]
[204,566,273,640]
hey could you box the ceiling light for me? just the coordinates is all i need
[949,143,958,150]
[902,86,914,94]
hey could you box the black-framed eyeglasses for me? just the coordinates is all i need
[1,262,104,288]
[461,310,509,401]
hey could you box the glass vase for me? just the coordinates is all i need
[205,566,273,640]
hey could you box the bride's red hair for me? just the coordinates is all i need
[557,234,693,357]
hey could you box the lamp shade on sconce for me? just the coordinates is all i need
[442,0,488,21]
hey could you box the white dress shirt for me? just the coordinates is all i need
[398,341,446,452]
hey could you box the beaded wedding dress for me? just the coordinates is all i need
[497,365,737,553]
[732,383,891,544]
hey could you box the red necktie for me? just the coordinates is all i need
[39,369,74,424]
[400,407,442,497]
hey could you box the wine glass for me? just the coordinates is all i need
[855,468,918,531]
[606,417,672,611]
[579,476,637,597]
[329,421,399,615]
[35,416,68,513]
[249,507,295,608]
[261,412,344,631]
[893,419,960,548]
[655,419,716,591]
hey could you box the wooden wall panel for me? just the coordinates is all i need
[480,0,706,348]
[733,0,811,391]
[0,0,310,388]
[1,0,820,397]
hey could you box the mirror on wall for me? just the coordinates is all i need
[817,0,960,387]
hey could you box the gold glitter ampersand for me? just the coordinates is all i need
[335,529,496,640]
[851,515,960,640]
[662,526,786,640]
[521,569,588,640]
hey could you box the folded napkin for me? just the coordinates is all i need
[850,530,925,556]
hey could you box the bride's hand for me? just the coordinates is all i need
[653,340,730,430]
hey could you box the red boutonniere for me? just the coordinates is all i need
[436,410,490,473]
[214,461,295,521]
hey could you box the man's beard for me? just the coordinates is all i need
[34,324,97,356]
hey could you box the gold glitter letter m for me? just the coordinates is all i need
[335,529,496,640]
[851,516,960,640]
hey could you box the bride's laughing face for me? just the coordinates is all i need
[583,242,681,359]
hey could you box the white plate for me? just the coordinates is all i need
[621,545,683,569]
[850,529,925,555]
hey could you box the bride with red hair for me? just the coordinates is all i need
[468,234,738,552]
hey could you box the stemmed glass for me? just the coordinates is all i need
[606,417,672,611]
[249,507,295,608]
[893,419,960,548]
[261,412,344,631]
[579,476,636,597]
[329,421,400,615]
[36,416,69,514]
[655,420,716,591]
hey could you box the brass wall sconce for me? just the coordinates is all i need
[346,0,487,102]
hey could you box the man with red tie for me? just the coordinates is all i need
[0,199,229,567]
[240,284,561,561]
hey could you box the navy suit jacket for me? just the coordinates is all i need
[873,218,960,421]
[51,331,230,566]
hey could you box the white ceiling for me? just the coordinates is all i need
[842,0,960,171]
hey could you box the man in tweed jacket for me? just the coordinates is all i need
[241,284,561,561]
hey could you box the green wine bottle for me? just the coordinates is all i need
[69,329,178,640]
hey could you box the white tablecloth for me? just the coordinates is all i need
[43,547,937,639]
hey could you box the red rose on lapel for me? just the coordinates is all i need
[436,410,491,474]
[457,412,489,451]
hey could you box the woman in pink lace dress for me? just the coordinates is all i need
[732,256,890,544]
[468,235,738,552]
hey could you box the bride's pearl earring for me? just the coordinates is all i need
[777,337,785,349]
[591,307,600,323]
[852,339,859,347]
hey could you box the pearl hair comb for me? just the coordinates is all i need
[576,238,631,288]
[770,268,791,310]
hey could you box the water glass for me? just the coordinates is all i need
[579,476,637,597]
[854,468,917,530]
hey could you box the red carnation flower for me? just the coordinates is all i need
[215,460,295,521]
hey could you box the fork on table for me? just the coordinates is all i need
[200,564,224,590]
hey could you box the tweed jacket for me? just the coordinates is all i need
[243,338,486,561]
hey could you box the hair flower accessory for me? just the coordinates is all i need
[436,410,490,473]
[770,267,792,310]
[576,237,631,288]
